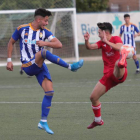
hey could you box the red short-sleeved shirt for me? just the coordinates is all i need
[96,36,124,74]
[96,36,127,91]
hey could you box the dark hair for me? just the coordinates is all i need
[124,14,130,18]
[97,22,113,34]
[34,8,52,17]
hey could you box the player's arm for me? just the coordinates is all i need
[84,32,98,50]
[6,37,16,71]
[103,31,122,51]
[106,42,122,51]
[36,30,62,49]
[134,32,140,38]
[134,25,140,38]
[36,37,62,49]
[119,25,123,38]
[119,34,122,37]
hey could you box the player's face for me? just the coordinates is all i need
[98,29,104,39]
[39,16,49,29]
[124,17,130,24]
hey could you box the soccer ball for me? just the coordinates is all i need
[120,44,134,59]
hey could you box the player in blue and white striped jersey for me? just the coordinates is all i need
[119,14,140,73]
[6,8,83,134]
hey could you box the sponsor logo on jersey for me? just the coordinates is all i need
[39,32,43,38]
[103,44,106,47]
[25,33,28,36]
[105,52,114,56]
[23,39,36,45]
[124,31,133,34]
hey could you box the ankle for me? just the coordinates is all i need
[95,116,101,122]
[40,119,47,122]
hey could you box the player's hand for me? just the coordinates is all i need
[6,62,13,71]
[102,31,108,43]
[36,40,46,47]
[84,32,90,41]
[134,34,137,38]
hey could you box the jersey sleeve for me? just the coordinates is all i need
[44,29,56,42]
[134,25,140,33]
[119,26,123,34]
[12,28,21,41]
[96,40,102,49]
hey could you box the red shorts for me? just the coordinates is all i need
[99,68,127,92]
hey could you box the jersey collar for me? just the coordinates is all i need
[29,23,40,31]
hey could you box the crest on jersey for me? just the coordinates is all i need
[25,33,28,36]
[39,32,43,38]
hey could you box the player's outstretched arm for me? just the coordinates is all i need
[84,32,98,50]
[36,38,62,49]
[6,37,16,71]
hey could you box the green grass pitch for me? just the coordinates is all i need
[0,59,140,140]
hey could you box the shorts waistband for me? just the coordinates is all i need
[22,59,35,68]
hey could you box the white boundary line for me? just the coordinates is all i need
[0,101,140,104]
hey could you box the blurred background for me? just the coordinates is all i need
[1,1,140,140]
[0,0,140,62]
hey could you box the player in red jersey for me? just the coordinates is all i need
[84,22,128,129]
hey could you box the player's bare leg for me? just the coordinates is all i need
[87,82,106,129]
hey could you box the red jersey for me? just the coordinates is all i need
[96,36,123,74]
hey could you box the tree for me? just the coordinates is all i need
[0,0,74,10]
[76,0,109,13]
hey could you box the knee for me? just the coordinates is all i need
[41,49,47,59]
[45,90,54,96]
[90,94,97,103]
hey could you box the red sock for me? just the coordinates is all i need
[92,103,101,117]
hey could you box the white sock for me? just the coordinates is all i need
[68,64,71,70]
[40,119,47,122]
[95,116,101,122]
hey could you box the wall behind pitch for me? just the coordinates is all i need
[77,12,140,44]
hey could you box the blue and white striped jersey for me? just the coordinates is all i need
[120,23,139,47]
[12,23,55,62]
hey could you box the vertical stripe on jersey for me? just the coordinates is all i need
[35,31,40,52]
[21,29,30,61]
[42,30,46,41]
[127,26,129,44]
[24,29,31,59]
[124,25,126,44]
[31,30,37,54]
[28,28,34,58]
[128,25,132,46]
[131,25,134,47]
[39,30,44,51]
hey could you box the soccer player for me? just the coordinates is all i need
[84,22,128,129]
[119,14,140,73]
[6,8,83,135]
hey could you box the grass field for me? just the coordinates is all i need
[0,59,140,140]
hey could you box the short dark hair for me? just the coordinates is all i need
[34,8,52,17]
[124,14,130,18]
[97,22,113,34]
